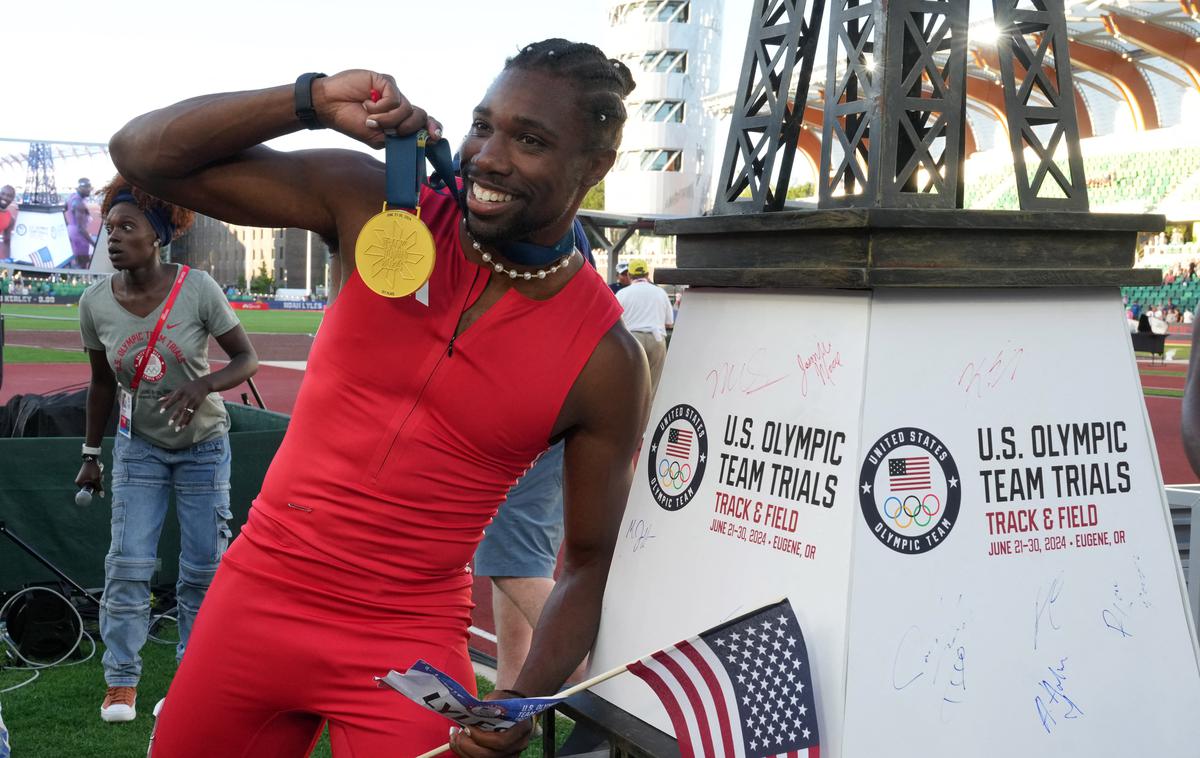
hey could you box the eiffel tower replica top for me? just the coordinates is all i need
[656,0,1159,290]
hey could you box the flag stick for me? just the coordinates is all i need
[407,598,787,758]
[550,662,630,699]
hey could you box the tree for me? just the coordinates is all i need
[581,180,605,211]
[249,263,274,295]
[787,183,815,200]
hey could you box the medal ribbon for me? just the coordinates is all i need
[385,132,428,211]
[388,132,573,267]
[130,264,190,391]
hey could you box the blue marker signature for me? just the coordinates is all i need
[1034,573,1064,651]
[1034,657,1084,734]
[625,519,657,553]
[1101,555,1151,638]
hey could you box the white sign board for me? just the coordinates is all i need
[10,207,74,267]
[591,287,1200,757]
[592,289,871,757]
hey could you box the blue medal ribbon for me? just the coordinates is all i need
[389,132,575,267]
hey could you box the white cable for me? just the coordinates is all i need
[0,586,85,669]
[147,610,179,645]
[0,668,39,694]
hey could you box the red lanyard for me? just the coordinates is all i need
[130,265,190,391]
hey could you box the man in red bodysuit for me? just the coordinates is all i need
[110,40,650,757]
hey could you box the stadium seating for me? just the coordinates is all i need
[967,146,1200,213]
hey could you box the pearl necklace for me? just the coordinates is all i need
[466,230,574,281]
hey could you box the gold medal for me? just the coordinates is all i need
[355,204,436,298]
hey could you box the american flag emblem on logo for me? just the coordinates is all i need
[666,427,694,460]
[888,456,930,491]
[27,246,53,267]
[628,599,819,758]
[648,404,708,512]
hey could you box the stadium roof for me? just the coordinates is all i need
[709,0,1200,167]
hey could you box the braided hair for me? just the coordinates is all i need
[504,39,637,151]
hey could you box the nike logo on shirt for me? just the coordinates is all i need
[166,323,180,329]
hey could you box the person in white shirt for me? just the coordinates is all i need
[615,258,674,395]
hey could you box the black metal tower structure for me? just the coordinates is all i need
[22,142,61,209]
[716,0,1090,213]
[714,0,827,214]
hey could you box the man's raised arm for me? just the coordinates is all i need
[109,71,441,241]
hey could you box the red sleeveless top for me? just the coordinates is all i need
[235,187,622,611]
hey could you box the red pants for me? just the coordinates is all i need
[150,539,475,757]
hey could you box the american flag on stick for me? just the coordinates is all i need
[391,599,820,758]
[665,427,694,459]
[888,456,930,491]
[628,599,819,758]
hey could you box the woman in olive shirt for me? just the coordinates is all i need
[74,175,258,723]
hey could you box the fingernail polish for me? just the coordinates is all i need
[159,408,165,414]
[366,118,379,128]
[175,425,182,432]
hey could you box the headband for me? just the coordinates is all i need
[111,188,175,246]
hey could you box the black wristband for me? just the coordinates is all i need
[294,72,327,130]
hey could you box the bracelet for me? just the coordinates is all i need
[82,454,101,463]
[294,72,327,130]
[82,443,102,456]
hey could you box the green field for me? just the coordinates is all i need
[1,621,571,757]
[2,345,90,363]
[0,304,322,334]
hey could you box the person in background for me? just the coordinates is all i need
[74,175,258,723]
[616,258,674,396]
[65,178,96,268]
[0,185,16,260]
[608,261,630,294]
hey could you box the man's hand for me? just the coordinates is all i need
[313,70,443,149]
[449,689,535,758]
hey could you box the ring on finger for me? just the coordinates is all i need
[184,408,195,414]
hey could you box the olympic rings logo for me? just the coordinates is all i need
[657,458,693,492]
[882,493,941,529]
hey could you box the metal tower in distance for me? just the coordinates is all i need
[22,142,62,209]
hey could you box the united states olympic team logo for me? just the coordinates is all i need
[858,427,960,554]
[647,404,708,511]
[133,347,167,383]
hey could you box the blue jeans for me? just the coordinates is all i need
[101,433,232,687]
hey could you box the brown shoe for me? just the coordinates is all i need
[101,686,137,722]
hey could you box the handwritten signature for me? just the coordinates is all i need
[625,519,657,553]
[1102,554,1151,638]
[1034,572,1064,651]
[796,341,842,398]
[1035,657,1084,734]
[890,596,970,722]
[958,346,1024,401]
[704,348,789,399]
